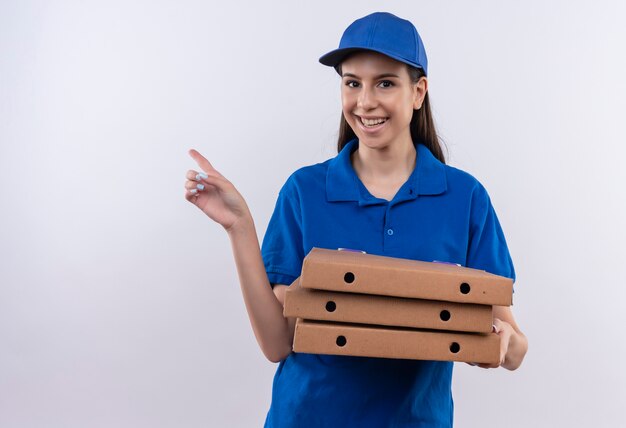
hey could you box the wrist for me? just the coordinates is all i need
[226,213,255,237]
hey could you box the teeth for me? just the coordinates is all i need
[361,117,387,127]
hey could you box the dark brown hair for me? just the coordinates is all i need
[335,63,446,164]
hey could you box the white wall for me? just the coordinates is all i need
[1,1,625,427]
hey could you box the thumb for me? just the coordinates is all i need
[492,318,502,334]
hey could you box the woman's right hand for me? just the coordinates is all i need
[185,149,251,231]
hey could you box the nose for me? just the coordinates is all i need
[357,85,378,110]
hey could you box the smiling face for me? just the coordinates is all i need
[340,51,427,151]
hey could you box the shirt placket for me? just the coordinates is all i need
[383,203,395,252]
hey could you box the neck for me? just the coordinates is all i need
[351,136,417,184]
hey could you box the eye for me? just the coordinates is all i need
[345,80,360,88]
[379,80,394,88]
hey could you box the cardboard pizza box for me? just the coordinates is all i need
[300,248,513,306]
[284,277,493,333]
[293,318,500,364]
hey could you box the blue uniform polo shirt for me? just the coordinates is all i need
[261,138,515,428]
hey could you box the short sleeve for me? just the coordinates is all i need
[466,183,516,283]
[261,177,305,287]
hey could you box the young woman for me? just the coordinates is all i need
[184,12,527,427]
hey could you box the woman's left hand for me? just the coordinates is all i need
[467,306,528,370]
[473,319,513,369]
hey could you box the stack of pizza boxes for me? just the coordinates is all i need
[283,248,513,364]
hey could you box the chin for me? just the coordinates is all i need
[355,135,392,150]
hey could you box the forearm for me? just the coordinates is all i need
[227,217,292,363]
[273,285,297,345]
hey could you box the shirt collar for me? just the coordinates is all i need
[326,138,447,204]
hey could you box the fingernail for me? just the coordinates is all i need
[196,184,205,190]
[190,189,197,194]
[196,173,208,180]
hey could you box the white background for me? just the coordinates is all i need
[1,1,625,427]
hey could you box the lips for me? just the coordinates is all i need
[355,115,388,133]
[360,116,388,127]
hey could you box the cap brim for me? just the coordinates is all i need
[319,47,425,75]
[319,48,372,67]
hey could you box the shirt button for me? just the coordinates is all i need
[387,228,394,236]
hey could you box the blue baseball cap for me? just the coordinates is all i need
[319,12,428,75]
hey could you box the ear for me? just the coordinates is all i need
[413,77,428,110]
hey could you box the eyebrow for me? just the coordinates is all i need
[342,72,400,79]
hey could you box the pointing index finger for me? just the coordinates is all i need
[189,149,218,175]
